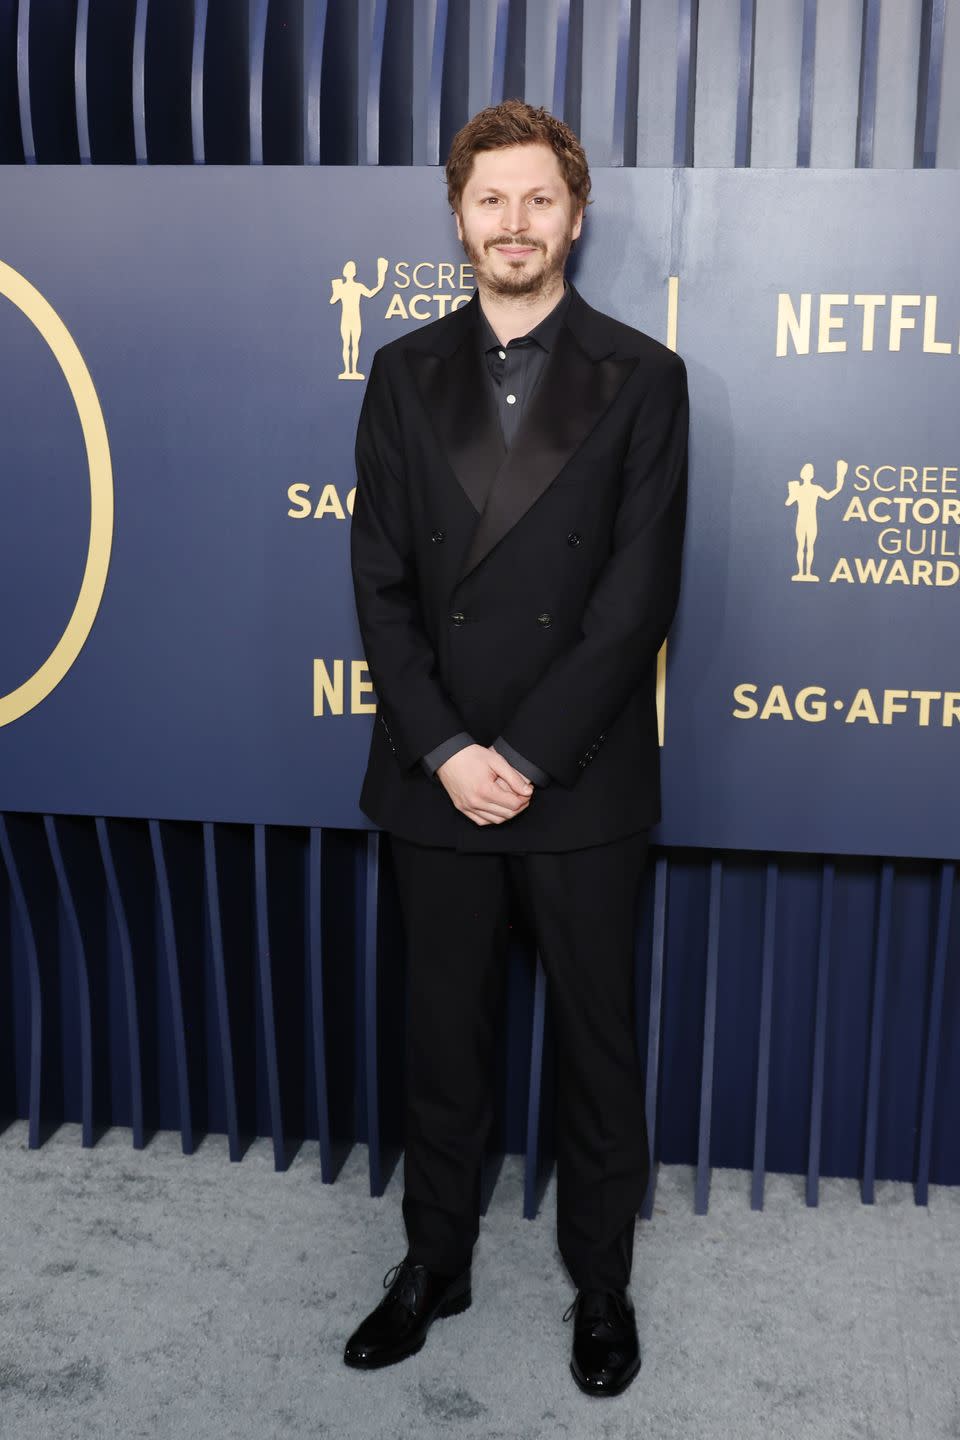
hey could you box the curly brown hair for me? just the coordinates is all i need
[445,100,591,215]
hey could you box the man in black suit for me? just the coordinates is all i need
[344,100,688,1396]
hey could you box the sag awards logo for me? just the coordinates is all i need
[0,260,113,727]
[328,256,475,380]
[784,458,960,587]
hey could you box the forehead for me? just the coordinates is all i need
[464,142,566,193]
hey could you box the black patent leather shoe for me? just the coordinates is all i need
[565,1288,641,1396]
[343,1257,472,1369]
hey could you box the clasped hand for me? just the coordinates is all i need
[436,744,534,827]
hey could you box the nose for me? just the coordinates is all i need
[501,199,529,234]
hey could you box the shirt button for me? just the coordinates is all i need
[498,350,506,360]
[567,532,582,547]
[450,612,465,626]
[431,529,445,543]
[537,612,552,627]
[506,393,517,405]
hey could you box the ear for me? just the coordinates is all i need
[571,205,584,242]
[454,208,464,243]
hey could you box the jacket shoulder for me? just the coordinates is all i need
[368,303,471,371]
[572,292,686,374]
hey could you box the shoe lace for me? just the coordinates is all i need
[563,1290,629,1332]
[381,1260,422,1315]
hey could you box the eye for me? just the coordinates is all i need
[530,196,551,206]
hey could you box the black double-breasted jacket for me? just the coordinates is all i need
[349,283,689,852]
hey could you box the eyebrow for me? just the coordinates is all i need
[475,184,558,197]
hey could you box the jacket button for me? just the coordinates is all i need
[431,529,445,543]
[536,612,552,627]
[450,612,465,626]
[567,532,581,547]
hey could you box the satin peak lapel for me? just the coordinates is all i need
[458,326,637,580]
[407,337,505,515]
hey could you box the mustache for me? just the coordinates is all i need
[485,236,546,251]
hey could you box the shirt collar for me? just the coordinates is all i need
[477,282,572,354]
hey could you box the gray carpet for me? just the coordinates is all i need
[0,1123,957,1440]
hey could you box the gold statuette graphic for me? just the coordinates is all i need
[329,257,388,379]
[785,460,847,581]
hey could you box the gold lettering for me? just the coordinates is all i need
[796,686,827,722]
[314,660,344,716]
[818,294,848,353]
[882,689,910,724]
[759,685,793,720]
[314,483,346,520]
[351,660,377,714]
[922,295,952,354]
[853,294,886,351]
[845,689,880,724]
[287,483,312,518]
[889,294,921,350]
[732,683,759,719]
[776,293,811,356]
[911,690,941,725]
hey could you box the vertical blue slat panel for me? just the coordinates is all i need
[692,0,738,168]
[806,860,834,1206]
[0,814,61,1147]
[0,811,17,1123]
[674,0,699,165]
[149,820,196,1154]
[44,816,102,1146]
[0,0,24,161]
[861,861,894,1203]
[489,0,508,103]
[750,0,804,167]
[191,0,208,161]
[695,858,722,1214]
[871,0,921,167]
[425,0,447,163]
[253,824,284,1166]
[916,0,947,167]
[734,0,755,166]
[20,0,83,162]
[362,0,387,162]
[248,0,268,163]
[855,0,881,167]
[132,0,147,159]
[96,818,146,1147]
[750,863,777,1209]
[201,0,250,162]
[303,0,328,163]
[204,822,242,1161]
[611,0,639,166]
[141,0,194,161]
[74,0,91,161]
[809,0,860,167]
[914,863,954,1204]
[796,0,817,166]
[640,855,668,1221]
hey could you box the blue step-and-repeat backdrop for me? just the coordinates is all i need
[1,167,957,860]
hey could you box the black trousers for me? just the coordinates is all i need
[390,831,650,1292]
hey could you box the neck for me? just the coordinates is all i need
[477,277,566,346]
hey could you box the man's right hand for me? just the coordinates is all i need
[436,744,534,827]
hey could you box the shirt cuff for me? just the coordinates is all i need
[492,737,551,788]
[421,732,475,780]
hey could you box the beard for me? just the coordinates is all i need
[461,230,573,299]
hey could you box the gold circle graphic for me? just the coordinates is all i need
[0,260,113,727]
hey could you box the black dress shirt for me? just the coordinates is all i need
[421,287,572,788]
